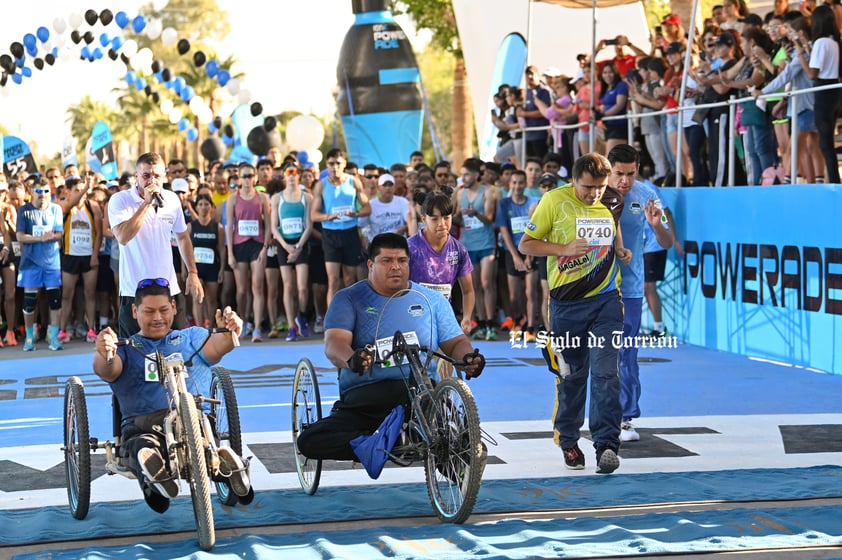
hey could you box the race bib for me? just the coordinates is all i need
[510,216,529,235]
[281,217,303,236]
[420,282,452,300]
[194,247,215,264]
[267,245,277,258]
[145,358,160,382]
[11,241,20,256]
[70,226,92,254]
[463,215,483,230]
[375,331,419,368]
[238,219,259,237]
[575,217,614,246]
[333,205,353,221]
[32,225,48,237]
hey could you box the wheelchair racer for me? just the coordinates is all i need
[296,233,485,463]
[93,278,251,513]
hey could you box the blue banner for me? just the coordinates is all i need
[89,121,117,180]
[62,135,78,169]
[653,185,842,375]
[2,135,38,178]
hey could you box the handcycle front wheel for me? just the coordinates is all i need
[209,366,243,506]
[63,376,92,520]
[424,377,484,524]
[291,358,322,495]
[181,392,216,551]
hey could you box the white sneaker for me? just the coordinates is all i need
[217,446,250,497]
[138,448,179,498]
[620,421,640,442]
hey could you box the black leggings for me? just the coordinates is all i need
[813,85,841,183]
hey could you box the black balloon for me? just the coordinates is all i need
[144,85,152,96]
[213,116,222,129]
[151,60,161,73]
[161,68,171,82]
[177,39,190,55]
[250,102,263,117]
[152,92,160,103]
[100,9,113,25]
[108,48,117,61]
[0,73,6,87]
[201,136,225,161]
[71,31,81,44]
[84,31,94,45]
[34,58,43,70]
[120,53,129,64]
[0,54,12,73]
[45,53,55,65]
[85,9,98,26]
[264,116,277,131]
[223,124,234,138]
[11,42,24,58]
[247,126,270,156]
[192,51,206,67]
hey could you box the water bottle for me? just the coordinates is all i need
[336,0,423,167]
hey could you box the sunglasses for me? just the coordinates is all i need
[34,188,50,194]
[241,174,254,179]
[137,277,170,289]
[365,174,378,179]
[284,168,298,177]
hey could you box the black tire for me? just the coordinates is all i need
[210,367,242,506]
[181,392,215,551]
[64,376,91,520]
[424,378,483,524]
[291,358,322,495]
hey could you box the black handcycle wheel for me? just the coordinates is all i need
[291,358,322,495]
[424,377,484,524]
[181,392,216,551]
[210,366,242,506]
[64,376,91,520]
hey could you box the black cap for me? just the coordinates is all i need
[715,32,736,47]
[739,13,763,26]
[539,172,559,186]
[665,41,684,55]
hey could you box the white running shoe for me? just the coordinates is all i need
[620,420,640,442]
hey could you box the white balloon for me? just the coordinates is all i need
[146,20,162,41]
[121,39,138,59]
[136,47,153,68]
[55,34,66,47]
[305,149,323,165]
[286,114,325,151]
[161,27,178,47]
[189,95,205,114]
[197,108,213,124]
[151,0,169,11]
[169,108,183,124]
[225,77,240,96]
[237,89,251,105]
[160,98,174,115]
[53,18,67,34]
[59,46,74,61]
[68,12,82,30]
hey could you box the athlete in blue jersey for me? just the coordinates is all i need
[93,278,250,512]
[607,145,672,443]
[296,233,485,461]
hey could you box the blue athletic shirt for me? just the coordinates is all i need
[618,181,661,299]
[495,196,539,247]
[322,176,358,231]
[17,202,63,270]
[325,280,463,396]
[110,327,215,422]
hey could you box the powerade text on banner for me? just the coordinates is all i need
[337,0,423,167]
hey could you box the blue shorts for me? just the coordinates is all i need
[665,113,679,135]
[467,248,494,266]
[797,109,817,133]
[17,267,62,289]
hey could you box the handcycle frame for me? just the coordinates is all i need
[292,330,486,524]
[62,328,246,552]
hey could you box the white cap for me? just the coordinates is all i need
[573,68,585,82]
[171,178,189,193]
[378,173,396,186]
[543,65,562,77]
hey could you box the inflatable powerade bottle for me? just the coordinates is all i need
[336,0,423,167]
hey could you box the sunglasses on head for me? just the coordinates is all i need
[137,277,170,289]
[34,188,49,194]
[284,168,298,177]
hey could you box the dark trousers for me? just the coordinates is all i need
[814,86,841,183]
[685,124,710,186]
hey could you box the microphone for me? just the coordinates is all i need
[151,192,165,208]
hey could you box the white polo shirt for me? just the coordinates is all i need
[108,188,187,297]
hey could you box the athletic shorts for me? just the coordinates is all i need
[533,255,548,281]
[322,228,363,266]
[265,245,280,268]
[644,250,667,283]
[97,255,116,292]
[278,239,309,267]
[308,242,328,285]
[18,267,62,289]
[467,247,494,266]
[232,239,263,264]
[60,254,93,275]
[604,122,629,140]
[504,250,532,277]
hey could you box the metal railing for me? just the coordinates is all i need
[507,80,842,186]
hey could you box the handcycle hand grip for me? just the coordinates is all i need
[456,349,486,380]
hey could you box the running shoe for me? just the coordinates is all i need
[5,331,17,346]
[295,313,310,337]
[563,444,585,470]
[285,327,297,342]
[267,328,280,339]
[485,326,498,341]
[524,328,537,343]
[500,316,515,331]
[251,328,263,343]
[23,337,35,352]
[239,321,254,340]
[57,329,71,344]
[596,446,620,474]
[48,336,64,351]
[313,315,325,334]
[620,421,640,442]
[86,328,98,343]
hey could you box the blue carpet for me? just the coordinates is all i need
[6,465,842,547]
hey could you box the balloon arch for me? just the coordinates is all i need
[0,8,325,164]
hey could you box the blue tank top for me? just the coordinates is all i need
[278,194,306,241]
[322,176,358,231]
[459,186,495,251]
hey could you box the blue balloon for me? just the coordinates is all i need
[205,60,219,78]
[93,48,103,59]
[298,152,310,165]
[132,15,147,34]
[180,85,194,102]
[178,118,190,132]
[208,122,218,134]
[26,45,37,58]
[186,127,199,142]
[24,33,37,50]
[99,33,110,48]
[222,134,234,145]
[154,70,164,83]
[115,11,129,28]
[135,77,146,90]
[12,73,22,84]
[37,27,50,43]
[172,77,184,94]
[125,70,137,84]
[111,36,123,50]
[15,57,24,67]
[21,66,32,78]
[81,46,91,59]
[217,69,230,87]
[52,47,58,57]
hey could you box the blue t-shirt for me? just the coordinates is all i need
[324,280,464,396]
[642,183,668,254]
[110,327,215,422]
[524,85,552,141]
[495,196,538,247]
[17,202,63,271]
[619,181,663,299]
[322,176,358,231]
[601,81,629,127]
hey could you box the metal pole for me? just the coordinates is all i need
[676,0,702,187]
[789,93,798,184]
[727,95,736,186]
[589,0,597,153]
[527,0,534,67]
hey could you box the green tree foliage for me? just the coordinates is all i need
[395,0,460,56]
[416,45,456,162]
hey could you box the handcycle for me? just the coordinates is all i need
[291,328,487,524]
[62,327,248,552]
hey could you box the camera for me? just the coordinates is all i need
[655,25,662,34]
[626,69,643,85]
[605,38,618,46]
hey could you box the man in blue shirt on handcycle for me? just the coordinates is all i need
[296,233,484,463]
